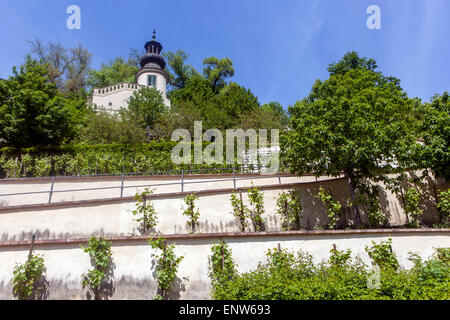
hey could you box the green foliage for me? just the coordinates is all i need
[327,51,378,76]
[212,244,449,300]
[266,246,297,270]
[276,190,303,231]
[208,241,237,287]
[230,193,249,232]
[87,57,138,89]
[181,193,200,233]
[125,86,167,130]
[437,189,450,225]
[149,237,184,299]
[404,187,423,228]
[0,56,85,147]
[163,50,199,89]
[132,188,158,235]
[79,109,146,145]
[81,237,113,299]
[366,239,399,271]
[247,186,266,232]
[317,187,343,230]
[329,245,352,268]
[356,183,386,228]
[0,142,229,178]
[11,254,46,300]
[203,57,235,92]
[436,248,450,264]
[284,52,418,199]
[416,92,450,180]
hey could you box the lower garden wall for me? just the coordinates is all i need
[0,230,448,300]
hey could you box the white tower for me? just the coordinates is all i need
[136,30,171,107]
[91,31,171,112]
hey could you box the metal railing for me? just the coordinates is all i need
[0,166,302,206]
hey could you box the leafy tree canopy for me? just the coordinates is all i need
[417,92,450,179]
[284,52,419,224]
[0,56,85,147]
[203,57,235,92]
[164,50,199,90]
[29,39,92,96]
[87,57,139,89]
[125,86,167,130]
[328,51,378,76]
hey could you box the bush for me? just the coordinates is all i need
[212,245,449,300]
[0,142,227,178]
[317,187,343,230]
[81,237,113,300]
[437,189,450,225]
[11,254,46,300]
[404,187,423,228]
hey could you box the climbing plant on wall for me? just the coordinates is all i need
[81,237,113,300]
[208,240,237,283]
[230,192,249,232]
[132,188,158,234]
[10,254,46,300]
[404,186,423,228]
[181,193,200,233]
[317,187,343,230]
[149,237,184,300]
[276,190,303,231]
[437,189,450,226]
[247,186,266,232]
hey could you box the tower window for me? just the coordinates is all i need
[148,75,157,87]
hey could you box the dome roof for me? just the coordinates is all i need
[140,30,166,70]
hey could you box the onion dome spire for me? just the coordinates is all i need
[140,30,166,69]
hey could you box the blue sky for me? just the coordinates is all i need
[0,0,449,108]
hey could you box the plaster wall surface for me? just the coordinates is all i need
[0,174,323,207]
[0,175,447,243]
[91,87,137,111]
[0,232,448,300]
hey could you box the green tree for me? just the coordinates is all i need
[203,57,235,92]
[29,39,92,95]
[79,108,146,145]
[0,56,83,147]
[125,86,167,130]
[164,49,199,89]
[87,57,139,89]
[284,52,418,226]
[418,92,450,180]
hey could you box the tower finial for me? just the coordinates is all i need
[152,29,156,40]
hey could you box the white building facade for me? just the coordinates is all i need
[92,31,171,112]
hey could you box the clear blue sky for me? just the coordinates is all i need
[1,0,449,107]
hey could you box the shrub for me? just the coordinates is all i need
[317,187,343,230]
[181,193,200,233]
[208,241,237,288]
[247,186,266,232]
[132,188,158,234]
[81,237,113,300]
[149,237,184,300]
[404,187,423,227]
[276,190,303,231]
[11,254,46,300]
[366,239,399,271]
[212,245,449,300]
[230,193,249,232]
[437,189,450,225]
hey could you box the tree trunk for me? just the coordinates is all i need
[346,172,362,227]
